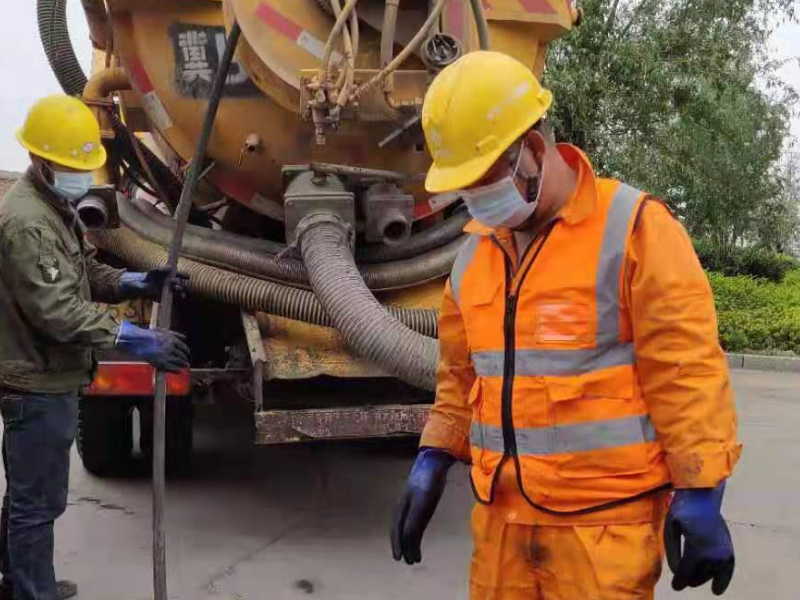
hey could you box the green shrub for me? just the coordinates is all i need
[709,269,800,354]
[694,239,798,282]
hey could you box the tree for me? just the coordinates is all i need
[545,0,798,255]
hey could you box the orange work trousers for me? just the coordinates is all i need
[469,502,665,600]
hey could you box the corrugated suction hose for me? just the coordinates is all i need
[297,215,438,390]
[38,0,88,96]
[91,227,439,339]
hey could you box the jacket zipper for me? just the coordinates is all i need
[501,266,519,457]
[485,223,671,513]
[492,223,557,462]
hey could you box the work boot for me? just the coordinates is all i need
[0,579,78,599]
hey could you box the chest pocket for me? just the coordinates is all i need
[533,301,593,345]
[461,275,503,352]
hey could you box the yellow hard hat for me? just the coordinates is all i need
[16,94,106,171]
[422,51,553,193]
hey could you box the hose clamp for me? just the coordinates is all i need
[294,211,355,252]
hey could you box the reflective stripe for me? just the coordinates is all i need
[468,183,641,376]
[472,343,634,377]
[471,415,656,455]
[596,184,641,345]
[449,234,480,304]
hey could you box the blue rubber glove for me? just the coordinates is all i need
[118,268,190,301]
[391,447,456,565]
[114,321,190,373]
[665,482,735,595]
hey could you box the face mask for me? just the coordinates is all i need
[462,142,540,229]
[52,170,93,202]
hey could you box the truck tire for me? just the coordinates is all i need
[76,397,134,477]
[140,397,194,476]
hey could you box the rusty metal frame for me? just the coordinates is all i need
[240,310,267,411]
[254,404,430,444]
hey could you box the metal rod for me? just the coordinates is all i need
[308,161,407,181]
[151,21,241,600]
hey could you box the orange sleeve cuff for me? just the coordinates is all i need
[666,444,743,488]
[420,416,472,463]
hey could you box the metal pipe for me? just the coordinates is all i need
[353,0,447,101]
[469,0,491,49]
[76,195,109,229]
[82,67,132,147]
[309,161,407,182]
[151,21,241,600]
[380,0,400,67]
[321,0,358,82]
[322,0,356,108]
[336,2,360,107]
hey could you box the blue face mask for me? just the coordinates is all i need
[462,143,539,229]
[52,170,93,202]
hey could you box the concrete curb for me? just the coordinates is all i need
[726,353,800,373]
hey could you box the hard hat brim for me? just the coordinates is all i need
[16,128,107,172]
[425,147,506,194]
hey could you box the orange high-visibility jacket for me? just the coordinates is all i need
[421,144,741,515]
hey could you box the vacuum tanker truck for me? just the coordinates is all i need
[36,0,578,475]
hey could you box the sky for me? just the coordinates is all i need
[0,4,797,173]
[0,2,91,173]
[771,21,800,149]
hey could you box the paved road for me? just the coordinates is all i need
[4,369,797,599]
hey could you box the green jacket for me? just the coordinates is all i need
[0,171,124,393]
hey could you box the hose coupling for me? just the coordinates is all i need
[295,212,354,252]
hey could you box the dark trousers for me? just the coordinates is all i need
[0,390,77,600]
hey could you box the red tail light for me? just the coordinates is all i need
[85,362,191,396]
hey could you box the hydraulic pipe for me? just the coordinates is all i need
[353,0,447,100]
[469,0,491,49]
[380,0,400,67]
[321,0,358,83]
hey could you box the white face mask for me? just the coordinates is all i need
[462,143,540,229]
[52,170,93,202]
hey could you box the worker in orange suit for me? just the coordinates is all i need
[391,51,741,599]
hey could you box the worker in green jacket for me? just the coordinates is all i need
[0,95,189,600]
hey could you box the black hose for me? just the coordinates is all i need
[91,227,439,339]
[298,216,437,390]
[121,195,464,291]
[38,0,88,95]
